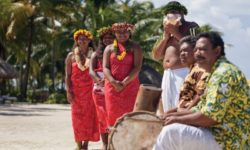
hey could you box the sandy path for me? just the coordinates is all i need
[0,104,102,150]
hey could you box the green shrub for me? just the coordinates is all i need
[46,92,67,104]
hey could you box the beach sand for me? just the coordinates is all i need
[0,104,102,150]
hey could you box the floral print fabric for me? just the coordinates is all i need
[192,56,250,149]
[178,65,209,108]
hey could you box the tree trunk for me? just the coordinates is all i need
[0,41,7,95]
[20,16,34,100]
[51,18,56,92]
[19,62,24,97]
[51,38,55,92]
[0,41,6,59]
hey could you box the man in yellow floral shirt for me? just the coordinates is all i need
[153,32,249,150]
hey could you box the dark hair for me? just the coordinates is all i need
[179,36,196,49]
[164,1,188,15]
[196,32,225,56]
[97,32,114,53]
[96,40,106,52]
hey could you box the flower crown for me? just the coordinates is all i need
[112,23,135,32]
[97,26,113,38]
[163,1,188,15]
[73,29,93,41]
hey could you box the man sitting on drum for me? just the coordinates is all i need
[153,32,250,150]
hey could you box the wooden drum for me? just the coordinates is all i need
[133,84,162,112]
[108,111,163,150]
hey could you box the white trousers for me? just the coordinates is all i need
[161,68,189,112]
[153,123,221,150]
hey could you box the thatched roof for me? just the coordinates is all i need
[0,57,18,79]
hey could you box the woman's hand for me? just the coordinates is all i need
[111,80,124,92]
[96,78,104,86]
[97,78,105,87]
[67,92,74,104]
[121,77,129,87]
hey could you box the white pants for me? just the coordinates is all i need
[161,68,189,112]
[153,123,221,150]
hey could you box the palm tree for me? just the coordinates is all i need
[2,0,232,102]
[4,0,78,99]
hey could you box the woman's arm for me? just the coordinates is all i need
[103,45,115,83]
[103,45,123,91]
[89,52,101,83]
[65,52,73,103]
[122,43,143,86]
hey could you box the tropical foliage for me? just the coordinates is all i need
[0,0,215,103]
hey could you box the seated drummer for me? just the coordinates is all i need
[153,32,250,150]
[167,35,209,113]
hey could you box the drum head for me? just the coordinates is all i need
[109,111,163,150]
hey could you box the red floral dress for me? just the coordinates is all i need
[105,49,140,126]
[71,62,99,141]
[92,59,108,133]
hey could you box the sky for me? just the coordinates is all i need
[137,0,250,79]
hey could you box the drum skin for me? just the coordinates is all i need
[108,111,163,150]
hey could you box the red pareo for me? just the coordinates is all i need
[92,59,108,133]
[105,50,140,126]
[71,62,99,141]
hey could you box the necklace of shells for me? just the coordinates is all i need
[74,47,89,71]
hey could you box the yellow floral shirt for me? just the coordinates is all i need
[192,56,250,150]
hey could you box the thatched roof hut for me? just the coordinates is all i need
[0,57,18,79]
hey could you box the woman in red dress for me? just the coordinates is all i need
[65,29,99,150]
[89,27,114,149]
[103,23,143,126]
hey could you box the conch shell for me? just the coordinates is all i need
[163,14,182,26]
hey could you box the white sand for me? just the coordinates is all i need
[0,104,102,150]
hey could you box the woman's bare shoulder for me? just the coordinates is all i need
[104,44,114,53]
[129,41,141,51]
[91,51,97,58]
[65,52,74,62]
